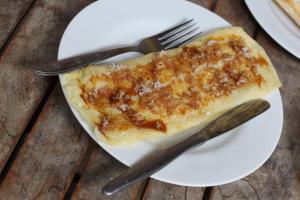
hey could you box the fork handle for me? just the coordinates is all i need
[33,46,139,76]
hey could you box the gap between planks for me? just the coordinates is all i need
[64,140,97,200]
[209,0,218,11]
[137,0,219,199]
[0,1,45,177]
[0,0,96,195]
[0,78,57,185]
[0,0,96,197]
[252,27,260,40]
[24,0,259,199]
[202,187,213,200]
[63,140,150,200]
[0,0,37,59]
[1,0,259,198]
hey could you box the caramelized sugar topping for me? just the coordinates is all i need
[79,35,267,134]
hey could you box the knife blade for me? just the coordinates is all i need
[102,99,270,196]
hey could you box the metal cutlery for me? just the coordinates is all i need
[102,99,270,196]
[34,19,201,76]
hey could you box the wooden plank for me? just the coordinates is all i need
[214,0,257,35]
[209,31,300,200]
[138,1,215,199]
[188,0,216,10]
[69,0,212,197]
[70,1,257,199]
[142,0,256,199]
[71,147,147,200]
[209,1,300,199]
[0,0,33,50]
[0,85,90,199]
[208,1,299,199]
[0,0,95,173]
[142,179,204,200]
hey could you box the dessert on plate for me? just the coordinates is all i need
[274,0,300,27]
[61,27,281,145]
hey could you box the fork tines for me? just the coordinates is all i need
[158,19,202,50]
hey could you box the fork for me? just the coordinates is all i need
[34,19,201,76]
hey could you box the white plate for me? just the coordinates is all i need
[245,0,300,59]
[58,0,283,186]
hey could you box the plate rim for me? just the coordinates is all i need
[58,0,284,187]
[245,0,300,59]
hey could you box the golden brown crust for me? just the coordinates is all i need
[61,27,281,145]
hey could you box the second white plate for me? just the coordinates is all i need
[245,0,300,59]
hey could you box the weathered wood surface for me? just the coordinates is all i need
[70,1,211,199]
[214,0,257,36]
[72,147,147,200]
[0,85,90,199]
[209,31,300,200]
[207,1,300,200]
[0,0,33,50]
[137,1,256,194]
[0,0,95,174]
[0,0,299,199]
[188,0,216,10]
[142,179,205,200]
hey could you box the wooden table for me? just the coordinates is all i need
[0,0,299,199]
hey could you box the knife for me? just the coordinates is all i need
[102,99,270,196]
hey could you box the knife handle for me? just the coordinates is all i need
[102,132,206,196]
[33,46,138,76]
[102,99,270,196]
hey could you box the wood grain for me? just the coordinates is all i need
[0,0,34,50]
[0,85,90,199]
[137,1,214,198]
[140,1,257,198]
[0,0,95,174]
[209,1,300,199]
[142,179,204,200]
[209,31,300,200]
[214,0,257,36]
[71,147,147,200]
[207,1,300,199]
[0,0,298,199]
[69,1,212,199]
[188,0,217,10]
